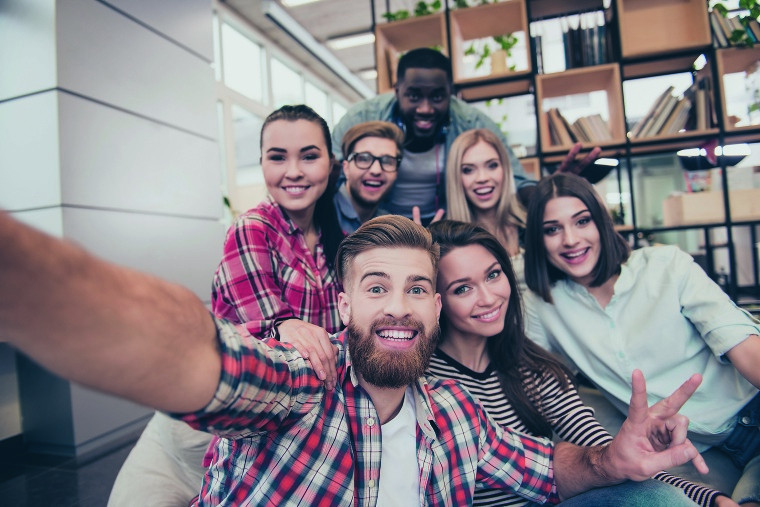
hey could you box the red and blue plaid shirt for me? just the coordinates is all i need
[180,321,559,506]
[211,199,343,337]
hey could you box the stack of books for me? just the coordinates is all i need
[629,77,713,139]
[710,10,760,47]
[547,108,613,146]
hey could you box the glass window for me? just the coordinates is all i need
[231,105,265,187]
[271,57,304,108]
[332,101,348,128]
[221,23,264,102]
[305,81,329,121]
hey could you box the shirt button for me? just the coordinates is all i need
[368,479,376,488]
[741,416,751,425]
[366,417,376,427]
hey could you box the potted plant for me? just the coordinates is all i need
[465,33,519,75]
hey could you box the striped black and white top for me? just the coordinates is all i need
[427,348,721,507]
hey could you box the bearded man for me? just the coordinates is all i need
[0,212,707,506]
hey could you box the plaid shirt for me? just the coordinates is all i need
[180,321,559,506]
[211,199,342,337]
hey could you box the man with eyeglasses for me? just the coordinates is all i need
[334,121,405,234]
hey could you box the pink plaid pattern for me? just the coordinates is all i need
[180,323,559,506]
[211,199,342,338]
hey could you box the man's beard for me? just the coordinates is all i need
[347,317,439,389]
[348,182,386,210]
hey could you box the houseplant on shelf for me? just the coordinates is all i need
[465,33,519,75]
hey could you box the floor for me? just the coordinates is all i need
[0,438,136,507]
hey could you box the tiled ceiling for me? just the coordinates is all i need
[223,0,416,101]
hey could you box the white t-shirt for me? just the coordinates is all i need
[377,386,420,506]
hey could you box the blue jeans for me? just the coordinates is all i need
[719,392,760,504]
[526,479,697,506]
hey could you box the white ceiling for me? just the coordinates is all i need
[222,0,416,101]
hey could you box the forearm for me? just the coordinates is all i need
[0,211,220,413]
[553,442,622,500]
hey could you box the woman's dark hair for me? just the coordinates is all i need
[524,173,631,304]
[429,220,572,438]
[260,105,344,266]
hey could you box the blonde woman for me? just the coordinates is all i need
[445,128,528,289]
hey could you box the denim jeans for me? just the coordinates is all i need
[719,392,760,504]
[526,479,697,506]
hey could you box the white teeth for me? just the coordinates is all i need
[474,187,493,195]
[377,329,414,340]
[363,181,382,187]
[476,308,499,320]
[564,250,585,258]
[284,186,308,194]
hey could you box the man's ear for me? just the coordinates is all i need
[342,160,350,180]
[338,292,351,327]
[434,293,442,321]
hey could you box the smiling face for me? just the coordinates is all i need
[261,119,332,228]
[542,196,601,287]
[395,68,451,147]
[338,246,441,388]
[438,244,510,341]
[343,136,399,211]
[460,140,505,215]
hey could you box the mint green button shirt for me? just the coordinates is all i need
[524,245,759,447]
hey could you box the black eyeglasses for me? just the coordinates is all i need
[347,152,401,172]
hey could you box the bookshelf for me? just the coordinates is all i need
[373,0,760,299]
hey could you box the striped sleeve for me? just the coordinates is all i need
[531,370,725,507]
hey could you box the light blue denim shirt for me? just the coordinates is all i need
[524,245,759,446]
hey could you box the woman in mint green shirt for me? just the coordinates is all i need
[522,173,760,506]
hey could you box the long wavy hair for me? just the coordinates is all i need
[429,220,572,438]
[445,129,526,249]
[260,105,344,267]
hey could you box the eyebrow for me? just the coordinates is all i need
[265,145,321,154]
[543,208,590,224]
[359,272,433,287]
[445,261,499,291]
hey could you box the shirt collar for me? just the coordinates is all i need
[267,197,300,236]
[335,185,360,221]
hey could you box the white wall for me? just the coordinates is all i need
[0,0,225,452]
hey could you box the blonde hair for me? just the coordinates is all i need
[445,129,526,247]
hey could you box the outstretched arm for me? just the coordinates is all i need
[553,370,706,501]
[0,211,220,413]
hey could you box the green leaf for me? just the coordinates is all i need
[713,4,729,16]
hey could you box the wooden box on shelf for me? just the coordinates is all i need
[374,13,446,93]
[535,63,626,153]
[519,157,540,181]
[449,0,531,85]
[716,47,760,133]
[616,0,711,59]
[662,188,760,226]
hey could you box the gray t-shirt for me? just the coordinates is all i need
[384,143,444,220]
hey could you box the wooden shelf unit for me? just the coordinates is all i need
[374,13,446,93]
[449,0,531,85]
[535,63,626,152]
[715,47,760,133]
[615,0,711,59]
